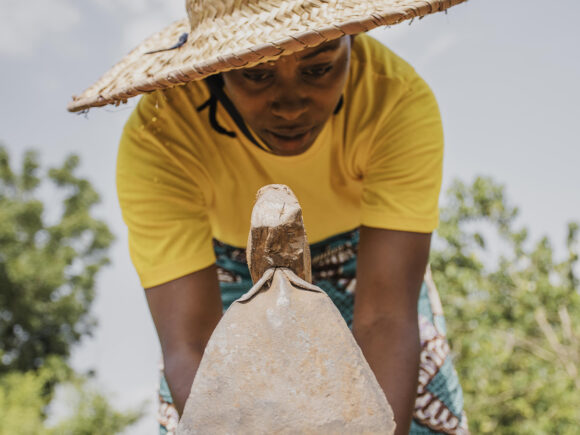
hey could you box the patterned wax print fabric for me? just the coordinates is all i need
[157,230,468,434]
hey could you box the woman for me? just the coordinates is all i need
[69,1,468,433]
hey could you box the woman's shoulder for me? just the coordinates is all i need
[122,78,219,149]
[119,78,222,170]
[346,34,436,119]
[339,34,441,172]
[136,79,211,120]
[349,33,424,90]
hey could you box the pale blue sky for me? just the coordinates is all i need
[1,0,579,432]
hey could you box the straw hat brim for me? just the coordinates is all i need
[68,0,467,113]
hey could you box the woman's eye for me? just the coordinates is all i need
[303,65,333,78]
[242,70,273,82]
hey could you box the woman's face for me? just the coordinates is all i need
[222,37,351,156]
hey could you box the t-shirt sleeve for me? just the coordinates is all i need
[116,95,216,288]
[360,73,444,233]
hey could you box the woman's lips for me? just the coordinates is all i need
[265,128,313,154]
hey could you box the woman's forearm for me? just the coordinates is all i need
[163,346,206,416]
[353,227,430,433]
[354,318,420,435]
[145,266,224,416]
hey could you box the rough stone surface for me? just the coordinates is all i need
[177,184,395,434]
[177,269,395,434]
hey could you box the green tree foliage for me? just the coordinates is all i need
[0,358,142,435]
[0,146,113,374]
[0,145,141,434]
[0,360,56,434]
[47,379,142,435]
[431,177,580,434]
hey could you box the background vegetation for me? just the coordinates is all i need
[0,145,141,434]
[432,177,580,433]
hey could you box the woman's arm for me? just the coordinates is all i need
[145,264,223,416]
[353,226,431,435]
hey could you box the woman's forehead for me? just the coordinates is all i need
[296,38,344,61]
[250,37,345,69]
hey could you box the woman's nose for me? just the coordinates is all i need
[270,91,308,121]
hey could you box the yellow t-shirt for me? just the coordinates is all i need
[117,34,444,288]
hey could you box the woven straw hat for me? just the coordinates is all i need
[68,0,466,113]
